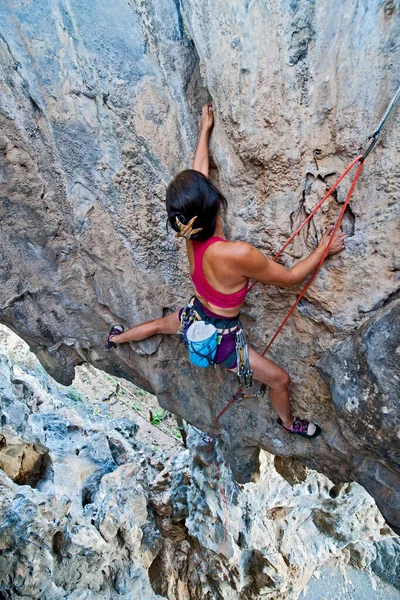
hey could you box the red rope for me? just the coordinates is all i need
[208,155,365,553]
[260,158,365,357]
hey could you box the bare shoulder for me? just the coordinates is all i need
[226,241,261,259]
[206,239,273,280]
[213,240,262,265]
[209,239,247,254]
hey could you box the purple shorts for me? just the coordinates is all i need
[179,298,238,369]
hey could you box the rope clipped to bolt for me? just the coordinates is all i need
[206,83,400,555]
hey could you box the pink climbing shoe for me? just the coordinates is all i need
[278,417,321,439]
[105,325,124,349]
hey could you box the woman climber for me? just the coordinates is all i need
[106,104,346,438]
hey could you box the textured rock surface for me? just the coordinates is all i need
[372,538,400,589]
[318,299,400,532]
[0,347,398,599]
[0,351,169,599]
[298,563,400,600]
[0,425,48,486]
[0,0,399,531]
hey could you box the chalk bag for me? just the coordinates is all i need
[186,320,218,368]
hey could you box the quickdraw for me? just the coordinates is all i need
[177,297,197,339]
[235,325,253,387]
[237,383,267,399]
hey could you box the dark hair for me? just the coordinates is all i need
[166,170,227,241]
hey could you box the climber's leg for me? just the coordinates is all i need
[241,347,293,428]
[109,310,181,345]
[230,347,320,437]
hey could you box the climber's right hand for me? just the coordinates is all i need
[200,103,214,133]
[318,224,347,256]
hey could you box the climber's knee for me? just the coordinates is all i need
[153,311,181,336]
[272,370,290,392]
[152,318,165,335]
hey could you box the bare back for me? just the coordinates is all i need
[186,221,249,317]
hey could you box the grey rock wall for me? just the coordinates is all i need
[0,348,397,599]
[0,1,399,531]
[318,299,400,532]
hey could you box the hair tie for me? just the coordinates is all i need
[175,215,203,239]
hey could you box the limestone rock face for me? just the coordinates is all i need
[0,348,397,599]
[0,425,49,486]
[0,352,167,599]
[318,299,400,532]
[0,0,399,531]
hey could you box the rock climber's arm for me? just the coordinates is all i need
[192,104,214,178]
[234,227,347,287]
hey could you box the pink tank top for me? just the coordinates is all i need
[191,236,249,309]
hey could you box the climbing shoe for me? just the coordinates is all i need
[105,325,124,349]
[277,417,321,439]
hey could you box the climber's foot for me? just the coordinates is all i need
[105,325,124,349]
[277,417,321,439]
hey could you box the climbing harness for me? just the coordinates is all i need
[207,83,400,555]
[180,296,253,385]
[177,296,197,338]
[179,296,242,369]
